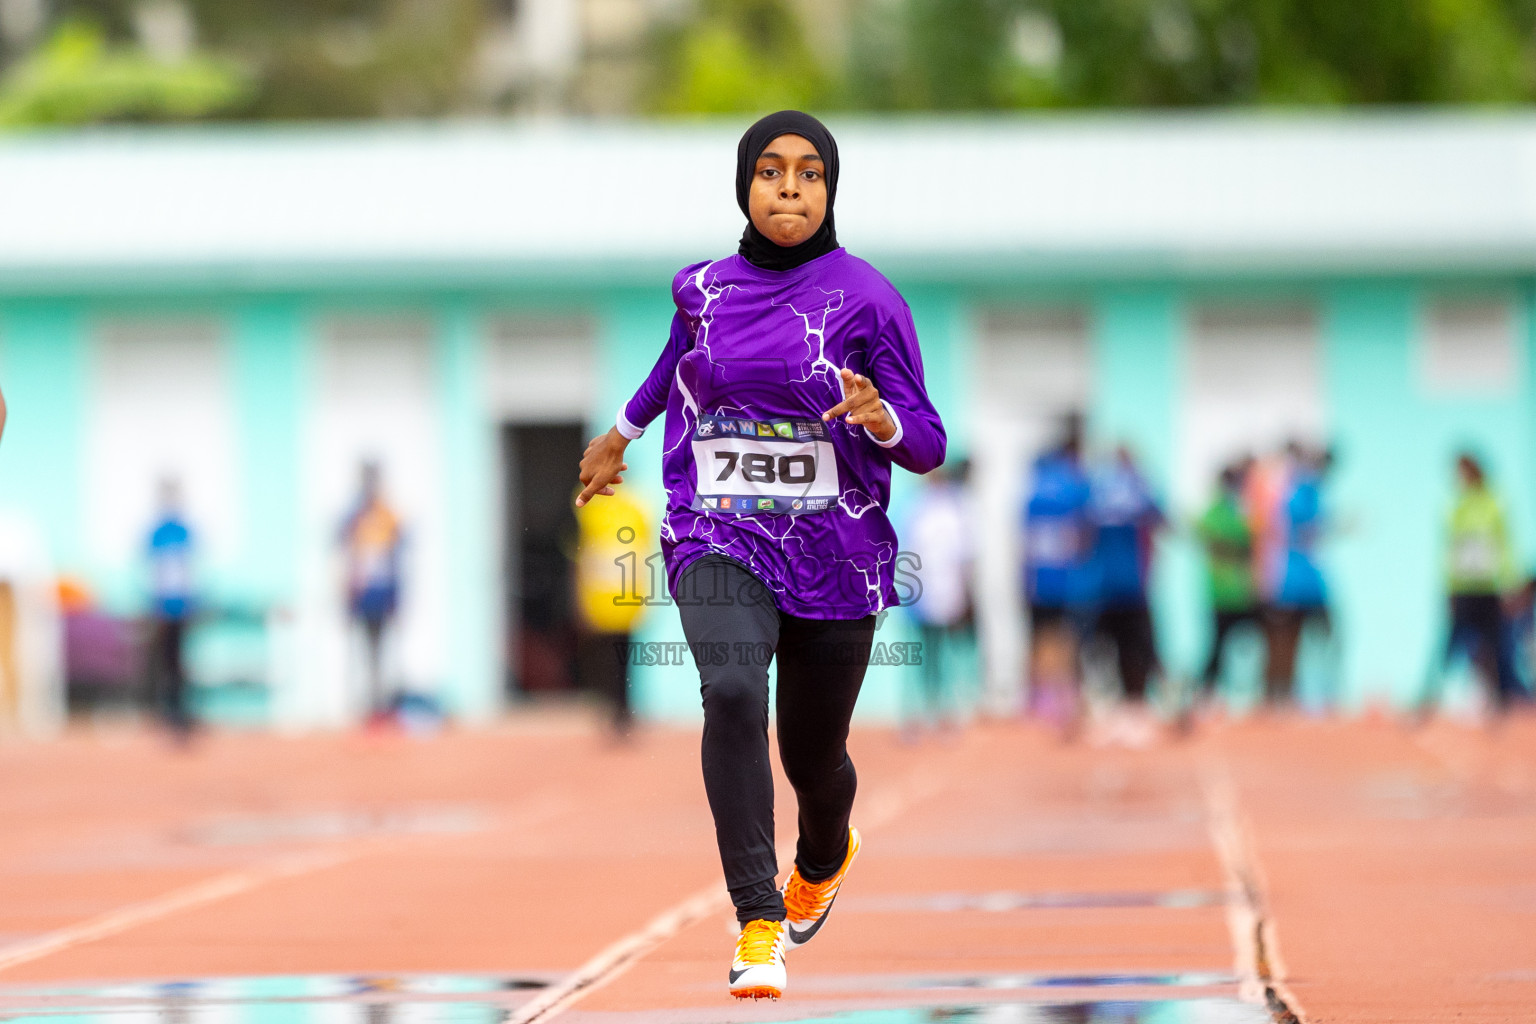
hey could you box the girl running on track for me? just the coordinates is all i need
[576,110,946,1001]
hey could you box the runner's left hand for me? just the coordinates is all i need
[823,368,895,442]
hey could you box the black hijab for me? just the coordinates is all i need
[736,110,840,272]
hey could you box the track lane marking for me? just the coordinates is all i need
[0,848,354,976]
[506,764,949,1024]
[0,790,571,978]
[1200,759,1307,1023]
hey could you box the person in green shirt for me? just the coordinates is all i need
[1425,452,1523,713]
[1198,461,1260,695]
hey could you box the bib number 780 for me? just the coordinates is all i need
[690,418,838,514]
[714,451,816,484]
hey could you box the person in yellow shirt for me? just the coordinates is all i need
[339,462,404,723]
[572,487,651,736]
[1422,452,1524,716]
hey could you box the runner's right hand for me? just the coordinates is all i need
[576,427,630,507]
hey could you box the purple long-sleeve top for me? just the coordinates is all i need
[616,248,947,619]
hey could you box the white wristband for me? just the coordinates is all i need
[615,408,645,440]
[864,400,904,448]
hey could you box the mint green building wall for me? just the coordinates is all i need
[1323,282,1536,708]
[0,302,87,571]
[11,273,1534,724]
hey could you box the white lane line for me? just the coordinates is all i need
[0,789,569,979]
[1199,761,1307,1022]
[0,848,354,976]
[506,765,948,1024]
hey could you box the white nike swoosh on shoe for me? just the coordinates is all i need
[787,892,840,944]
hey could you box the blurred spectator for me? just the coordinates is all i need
[1086,446,1165,714]
[1262,443,1334,706]
[1422,453,1524,715]
[900,458,973,739]
[339,461,404,724]
[0,512,62,736]
[1022,413,1093,733]
[0,571,14,730]
[1506,575,1536,698]
[572,487,651,738]
[1197,460,1259,699]
[59,576,137,713]
[146,477,195,738]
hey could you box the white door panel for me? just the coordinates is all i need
[291,315,448,727]
[972,308,1092,714]
[1176,304,1324,511]
[84,318,238,599]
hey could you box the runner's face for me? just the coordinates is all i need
[748,134,827,247]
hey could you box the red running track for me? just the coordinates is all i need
[2,711,1535,1021]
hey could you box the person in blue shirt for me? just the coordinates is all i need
[1087,446,1166,705]
[1023,414,1094,731]
[147,477,195,737]
[1263,444,1334,705]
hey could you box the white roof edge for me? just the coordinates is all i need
[4,113,1536,282]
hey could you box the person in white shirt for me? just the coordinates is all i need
[902,460,973,736]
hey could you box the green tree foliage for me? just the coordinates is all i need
[179,0,486,119]
[643,0,832,114]
[5,0,1536,122]
[3,0,491,123]
[650,0,1536,113]
[0,20,249,126]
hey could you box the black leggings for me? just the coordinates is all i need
[1093,603,1159,701]
[677,555,875,924]
[1438,593,1523,708]
[152,618,192,734]
[1200,606,1261,690]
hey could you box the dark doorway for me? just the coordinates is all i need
[501,422,584,697]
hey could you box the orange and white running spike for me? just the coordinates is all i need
[728,918,787,999]
[782,826,861,949]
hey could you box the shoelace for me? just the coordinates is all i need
[783,871,836,921]
[736,920,783,963]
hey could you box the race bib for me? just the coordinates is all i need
[691,414,840,514]
[1451,536,1499,578]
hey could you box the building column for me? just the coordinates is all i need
[0,301,85,735]
[228,300,310,728]
[437,299,500,722]
[594,289,684,720]
[0,301,87,570]
[1321,284,1423,708]
[1091,285,1203,680]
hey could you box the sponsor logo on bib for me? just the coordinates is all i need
[689,414,839,516]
